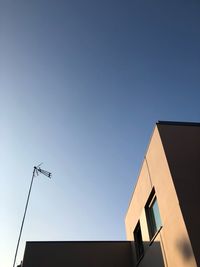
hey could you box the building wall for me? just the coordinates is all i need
[22,241,133,267]
[125,125,197,267]
[157,123,200,266]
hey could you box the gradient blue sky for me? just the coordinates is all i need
[1,0,200,266]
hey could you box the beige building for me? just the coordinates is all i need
[125,121,200,267]
[20,121,200,267]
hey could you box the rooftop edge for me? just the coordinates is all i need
[157,121,200,127]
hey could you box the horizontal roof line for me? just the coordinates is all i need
[157,121,200,127]
[26,241,131,244]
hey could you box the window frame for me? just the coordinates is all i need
[133,221,144,262]
[145,189,162,241]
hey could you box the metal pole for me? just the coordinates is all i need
[12,167,36,267]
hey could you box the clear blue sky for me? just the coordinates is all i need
[1,0,200,266]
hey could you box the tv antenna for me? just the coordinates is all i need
[12,163,52,267]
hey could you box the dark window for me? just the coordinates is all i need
[145,190,162,240]
[133,221,144,261]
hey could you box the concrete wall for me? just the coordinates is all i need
[125,125,197,267]
[22,241,133,267]
[157,123,200,266]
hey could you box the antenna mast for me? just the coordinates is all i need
[12,164,52,267]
